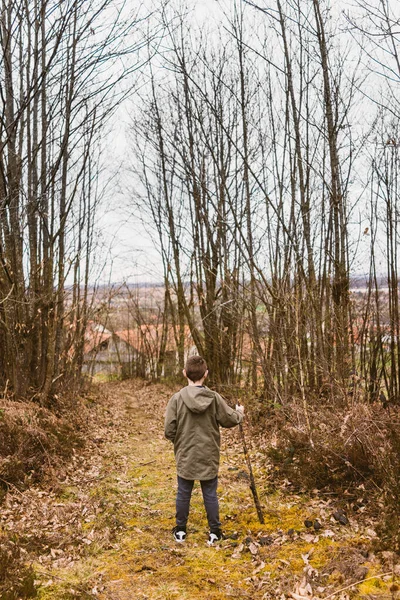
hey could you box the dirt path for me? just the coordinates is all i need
[4,381,396,600]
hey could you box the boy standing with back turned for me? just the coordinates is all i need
[164,355,244,545]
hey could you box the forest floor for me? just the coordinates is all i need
[3,380,399,600]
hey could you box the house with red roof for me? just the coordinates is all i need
[83,321,196,379]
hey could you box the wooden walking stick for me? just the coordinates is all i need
[238,411,265,524]
[226,395,265,524]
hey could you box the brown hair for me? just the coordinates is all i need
[185,355,208,383]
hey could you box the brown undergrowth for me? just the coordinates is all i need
[0,384,102,599]
[254,395,400,557]
[1,380,399,600]
[0,380,103,494]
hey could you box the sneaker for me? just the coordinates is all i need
[172,525,186,543]
[207,528,223,546]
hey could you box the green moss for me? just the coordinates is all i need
[56,486,79,501]
[92,373,121,383]
[308,538,338,569]
[358,573,391,596]
[32,381,390,600]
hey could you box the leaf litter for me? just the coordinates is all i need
[0,380,398,599]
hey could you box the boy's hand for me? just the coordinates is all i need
[235,404,244,415]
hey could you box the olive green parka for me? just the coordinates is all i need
[164,385,243,480]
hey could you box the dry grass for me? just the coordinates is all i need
[0,385,97,600]
[0,395,89,493]
[1,380,399,600]
[23,382,399,599]
[256,393,400,574]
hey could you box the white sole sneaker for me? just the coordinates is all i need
[173,530,186,543]
[207,532,221,546]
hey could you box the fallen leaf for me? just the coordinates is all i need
[231,543,244,558]
[249,542,259,556]
[252,561,266,575]
[279,559,290,566]
[322,529,335,538]
[301,533,315,543]
[365,528,377,538]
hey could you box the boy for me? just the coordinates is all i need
[164,355,244,545]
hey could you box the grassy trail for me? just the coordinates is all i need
[30,381,394,600]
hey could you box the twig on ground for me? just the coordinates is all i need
[323,571,393,599]
[35,568,99,598]
[0,478,24,496]
[132,459,156,468]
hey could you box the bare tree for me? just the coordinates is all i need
[0,0,151,399]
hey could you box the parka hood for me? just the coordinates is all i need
[180,385,215,414]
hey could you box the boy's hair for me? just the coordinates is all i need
[185,355,208,383]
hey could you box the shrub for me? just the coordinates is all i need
[262,396,400,549]
[0,537,36,599]
[0,388,94,599]
[0,396,86,492]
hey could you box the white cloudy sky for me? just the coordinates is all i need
[94,0,227,284]
[92,0,397,284]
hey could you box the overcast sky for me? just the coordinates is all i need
[94,0,226,284]
[92,0,397,285]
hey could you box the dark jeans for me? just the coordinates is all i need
[176,475,221,531]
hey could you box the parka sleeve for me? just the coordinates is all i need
[215,393,243,428]
[164,394,178,442]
